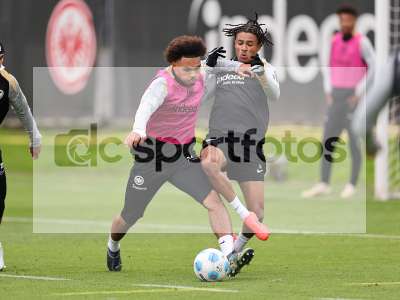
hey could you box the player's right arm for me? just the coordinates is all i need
[201,48,247,103]
[125,77,168,148]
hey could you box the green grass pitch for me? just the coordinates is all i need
[0,128,399,300]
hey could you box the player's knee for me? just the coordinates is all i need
[201,158,219,178]
[201,146,223,163]
[120,210,143,227]
[202,191,224,212]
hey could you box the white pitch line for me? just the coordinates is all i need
[4,217,210,231]
[133,284,239,293]
[53,289,180,296]
[302,233,400,240]
[317,298,364,300]
[342,233,400,240]
[53,285,239,296]
[0,273,70,281]
[348,281,400,286]
[4,217,400,240]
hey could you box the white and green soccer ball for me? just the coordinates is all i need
[193,248,230,281]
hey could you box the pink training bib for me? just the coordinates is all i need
[330,32,368,89]
[146,68,204,144]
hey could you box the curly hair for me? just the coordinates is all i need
[223,13,273,46]
[164,35,206,63]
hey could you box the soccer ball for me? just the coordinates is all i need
[193,248,230,281]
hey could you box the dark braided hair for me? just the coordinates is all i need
[223,13,273,46]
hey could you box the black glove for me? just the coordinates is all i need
[206,47,226,67]
[250,54,264,67]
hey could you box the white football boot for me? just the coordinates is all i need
[301,182,331,198]
[340,183,356,199]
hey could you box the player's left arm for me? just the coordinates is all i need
[202,47,250,76]
[253,59,280,101]
[8,74,42,159]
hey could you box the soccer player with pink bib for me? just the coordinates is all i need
[106,36,269,273]
[303,4,375,199]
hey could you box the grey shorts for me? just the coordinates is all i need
[121,138,212,225]
[204,130,267,182]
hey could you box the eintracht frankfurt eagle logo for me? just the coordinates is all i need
[134,176,145,186]
[46,0,97,95]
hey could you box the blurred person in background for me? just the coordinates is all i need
[0,42,42,271]
[352,48,400,154]
[302,4,375,199]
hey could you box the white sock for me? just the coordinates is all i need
[218,235,234,257]
[108,236,120,252]
[234,233,250,253]
[229,196,250,220]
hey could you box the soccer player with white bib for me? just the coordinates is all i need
[200,14,280,277]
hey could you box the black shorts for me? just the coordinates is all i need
[121,138,212,225]
[204,130,267,182]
